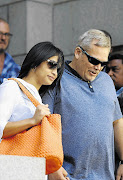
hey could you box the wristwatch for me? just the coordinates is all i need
[119,160,123,165]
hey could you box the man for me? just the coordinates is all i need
[105,54,123,97]
[42,29,123,180]
[105,54,123,176]
[0,18,20,84]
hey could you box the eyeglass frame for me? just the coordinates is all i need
[0,31,13,38]
[78,45,108,67]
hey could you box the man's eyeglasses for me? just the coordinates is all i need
[105,66,118,73]
[47,59,60,70]
[0,31,13,38]
[78,45,108,67]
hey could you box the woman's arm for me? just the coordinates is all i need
[2,104,50,139]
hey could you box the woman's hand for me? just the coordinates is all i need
[32,104,51,125]
[2,104,51,138]
[48,167,70,180]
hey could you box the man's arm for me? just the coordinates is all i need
[42,89,70,180]
[114,117,123,180]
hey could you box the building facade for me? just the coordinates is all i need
[0,0,123,65]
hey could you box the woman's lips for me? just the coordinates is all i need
[48,75,55,81]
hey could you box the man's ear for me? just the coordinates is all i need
[74,47,82,59]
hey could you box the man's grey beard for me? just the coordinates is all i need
[0,48,5,54]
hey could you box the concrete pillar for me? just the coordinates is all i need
[0,155,46,180]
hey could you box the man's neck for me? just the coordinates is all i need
[69,59,76,70]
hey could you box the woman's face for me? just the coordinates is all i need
[34,55,59,88]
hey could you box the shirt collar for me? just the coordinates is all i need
[65,61,83,80]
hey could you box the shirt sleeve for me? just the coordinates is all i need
[113,97,123,124]
[0,80,17,141]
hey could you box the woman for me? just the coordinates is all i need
[0,41,64,139]
[0,41,69,179]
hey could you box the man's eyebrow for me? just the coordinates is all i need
[109,65,118,68]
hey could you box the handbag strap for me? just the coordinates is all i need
[8,78,40,107]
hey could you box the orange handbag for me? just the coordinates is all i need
[0,78,64,174]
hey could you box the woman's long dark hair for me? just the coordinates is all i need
[18,41,64,94]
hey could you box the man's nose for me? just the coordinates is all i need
[0,34,6,40]
[94,63,102,70]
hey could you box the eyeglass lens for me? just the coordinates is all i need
[0,31,12,38]
[47,60,59,69]
[87,56,107,66]
[78,45,107,67]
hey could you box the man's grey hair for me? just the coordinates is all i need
[77,29,111,51]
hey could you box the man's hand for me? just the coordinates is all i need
[48,167,70,180]
[116,164,123,180]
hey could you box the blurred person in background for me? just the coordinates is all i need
[105,54,123,96]
[105,53,123,176]
[0,18,20,84]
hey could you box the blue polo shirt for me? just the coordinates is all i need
[42,61,122,180]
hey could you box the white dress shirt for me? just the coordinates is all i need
[0,78,42,141]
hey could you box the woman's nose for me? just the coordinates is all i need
[52,68,58,77]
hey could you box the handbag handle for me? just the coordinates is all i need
[8,78,40,107]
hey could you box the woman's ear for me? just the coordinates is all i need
[74,47,82,59]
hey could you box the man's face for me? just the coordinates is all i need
[74,42,110,82]
[106,59,123,89]
[0,21,10,53]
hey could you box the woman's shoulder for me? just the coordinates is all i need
[1,78,19,88]
[0,78,20,97]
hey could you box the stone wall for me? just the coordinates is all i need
[0,0,123,65]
